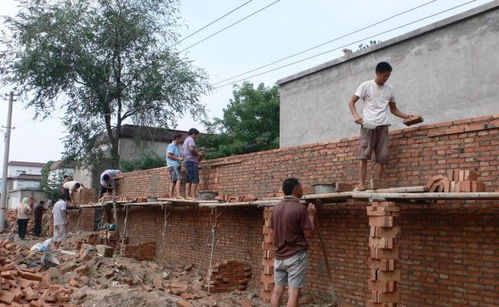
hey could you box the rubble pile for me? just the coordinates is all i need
[0,239,74,306]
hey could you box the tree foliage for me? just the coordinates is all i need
[198,82,279,159]
[120,152,166,172]
[1,0,209,167]
[40,161,63,201]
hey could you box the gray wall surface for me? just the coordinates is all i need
[278,2,499,148]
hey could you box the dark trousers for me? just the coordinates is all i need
[17,219,28,239]
[34,219,42,237]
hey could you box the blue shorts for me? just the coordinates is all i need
[184,161,199,184]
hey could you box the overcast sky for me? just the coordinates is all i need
[0,0,492,166]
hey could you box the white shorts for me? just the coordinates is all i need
[53,224,67,243]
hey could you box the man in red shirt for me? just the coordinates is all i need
[270,178,316,307]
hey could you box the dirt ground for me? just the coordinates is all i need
[1,229,333,307]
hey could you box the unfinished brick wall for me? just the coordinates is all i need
[109,114,499,306]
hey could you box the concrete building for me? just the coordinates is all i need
[75,125,190,189]
[0,161,47,209]
[277,2,499,147]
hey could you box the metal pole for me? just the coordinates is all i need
[0,92,14,230]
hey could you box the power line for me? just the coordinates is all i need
[212,0,437,86]
[174,0,255,46]
[179,0,281,53]
[214,0,477,89]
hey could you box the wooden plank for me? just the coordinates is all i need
[352,192,499,200]
[369,186,428,193]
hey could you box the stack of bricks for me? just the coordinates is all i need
[426,170,486,192]
[446,169,485,192]
[367,201,400,307]
[206,260,251,292]
[261,207,274,303]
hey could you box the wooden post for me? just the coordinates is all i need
[367,201,400,307]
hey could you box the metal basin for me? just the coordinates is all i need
[312,183,336,194]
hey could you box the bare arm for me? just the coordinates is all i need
[189,145,200,157]
[348,95,363,124]
[304,203,316,239]
[389,101,411,119]
[167,153,183,161]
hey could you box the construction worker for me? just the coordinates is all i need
[182,128,204,199]
[52,193,69,249]
[99,169,121,196]
[270,178,316,307]
[348,61,419,190]
[62,180,83,203]
[33,200,46,237]
[17,197,32,240]
[166,134,184,199]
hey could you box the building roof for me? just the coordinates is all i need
[96,125,191,144]
[277,1,499,85]
[49,160,77,171]
[8,161,46,168]
[10,174,42,181]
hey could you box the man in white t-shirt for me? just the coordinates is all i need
[348,62,419,190]
[52,194,69,249]
[62,180,83,203]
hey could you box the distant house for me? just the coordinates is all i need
[74,125,190,189]
[1,161,47,209]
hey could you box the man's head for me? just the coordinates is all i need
[173,134,183,144]
[73,183,81,192]
[102,174,111,182]
[60,193,69,201]
[282,178,303,198]
[375,61,392,85]
[188,128,200,139]
[39,201,45,205]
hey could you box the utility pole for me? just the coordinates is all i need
[0,91,15,230]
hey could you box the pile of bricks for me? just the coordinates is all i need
[206,260,251,292]
[426,169,486,192]
[261,207,274,303]
[0,239,74,306]
[215,193,258,203]
[367,201,400,307]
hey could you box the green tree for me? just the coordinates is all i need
[198,82,279,159]
[40,161,63,201]
[1,0,209,167]
[120,151,166,172]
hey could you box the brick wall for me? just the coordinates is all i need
[105,114,499,306]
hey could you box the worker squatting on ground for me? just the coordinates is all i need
[348,61,420,191]
[52,193,69,249]
[270,178,316,307]
[166,134,184,199]
[99,169,121,196]
[17,197,32,240]
[182,128,204,199]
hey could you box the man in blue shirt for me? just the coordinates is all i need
[166,134,184,198]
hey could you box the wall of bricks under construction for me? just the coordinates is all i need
[106,114,499,306]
